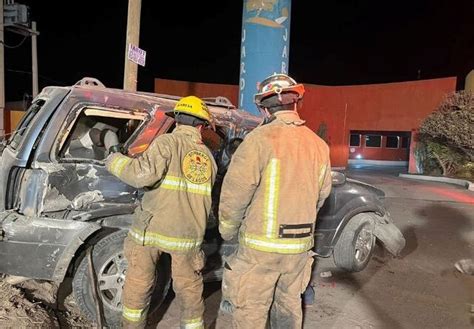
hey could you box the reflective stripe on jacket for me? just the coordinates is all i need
[219,111,332,254]
[106,125,217,253]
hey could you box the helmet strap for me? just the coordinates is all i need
[260,112,276,126]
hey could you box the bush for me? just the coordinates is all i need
[418,91,474,178]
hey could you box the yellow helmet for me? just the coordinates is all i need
[167,95,212,123]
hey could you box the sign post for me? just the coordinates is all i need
[123,0,142,91]
[128,44,146,67]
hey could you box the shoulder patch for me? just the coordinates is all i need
[182,150,212,184]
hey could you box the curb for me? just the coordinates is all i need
[399,174,474,191]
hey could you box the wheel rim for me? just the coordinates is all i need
[97,252,128,311]
[354,227,374,265]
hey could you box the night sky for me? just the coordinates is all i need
[4,0,474,101]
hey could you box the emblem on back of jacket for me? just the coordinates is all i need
[182,150,212,184]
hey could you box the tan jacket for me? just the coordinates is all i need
[106,125,217,253]
[219,111,332,254]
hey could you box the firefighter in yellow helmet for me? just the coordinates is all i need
[218,74,332,328]
[105,95,217,328]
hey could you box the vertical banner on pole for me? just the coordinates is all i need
[239,0,292,115]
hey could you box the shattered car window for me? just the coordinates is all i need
[58,107,147,161]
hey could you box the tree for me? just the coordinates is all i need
[419,91,474,177]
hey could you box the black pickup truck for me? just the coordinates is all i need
[0,78,405,325]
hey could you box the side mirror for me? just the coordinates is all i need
[331,171,346,185]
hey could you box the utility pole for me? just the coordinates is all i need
[31,21,37,97]
[123,0,141,91]
[0,0,5,136]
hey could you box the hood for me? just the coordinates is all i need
[346,178,385,199]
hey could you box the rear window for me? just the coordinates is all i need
[8,99,46,150]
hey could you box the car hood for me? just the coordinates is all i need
[345,178,385,199]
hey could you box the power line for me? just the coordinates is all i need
[6,68,65,85]
[0,35,28,49]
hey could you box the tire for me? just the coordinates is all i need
[72,230,171,327]
[333,213,376,272]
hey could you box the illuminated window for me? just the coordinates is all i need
[350,134,361,147]
[386,136,399,149]
[365,135,382,148]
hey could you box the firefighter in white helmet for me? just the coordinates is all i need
[218,73,332,328]
[106,96,217,328]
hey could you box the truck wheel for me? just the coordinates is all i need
[72,230,171,327]
[333,213,376,272]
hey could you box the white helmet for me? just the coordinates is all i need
[254,73,305,108]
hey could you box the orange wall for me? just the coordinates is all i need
[155,77,456,167]
[300,78,456,166]
[4,101,27,134]
[155,79,238,106]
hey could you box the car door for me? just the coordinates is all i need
[15,99,162,217]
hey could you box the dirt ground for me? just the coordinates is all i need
[0,276,90,328]
[0,168,473,328]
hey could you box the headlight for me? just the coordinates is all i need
[331,171,346,185]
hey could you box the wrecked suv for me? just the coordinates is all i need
[0,78,405,325]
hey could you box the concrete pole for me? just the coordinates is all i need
[238,0,292,115]
[31,21,38,97]
[123,0,141,91]
[0,0,5,136]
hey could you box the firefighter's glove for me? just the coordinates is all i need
[108,144,124,154]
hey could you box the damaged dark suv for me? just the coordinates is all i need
[0,78,405,325]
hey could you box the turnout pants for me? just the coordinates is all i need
[220,246,314,329]
[121,237,205,329]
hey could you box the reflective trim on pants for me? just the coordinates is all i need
[263,158,280,238]
[160,175,212,196]
[182,316,204,329]
[122,305,148,323]
[240,232,313,254]
[129,228,202,251]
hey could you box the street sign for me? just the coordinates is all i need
[127,44,146,67]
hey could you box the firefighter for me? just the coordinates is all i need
[105,96,217,329]
[218,74,332,328]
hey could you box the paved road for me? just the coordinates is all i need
[152,168,474,329]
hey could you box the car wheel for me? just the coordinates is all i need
[333,213,376,272]
[72,230,171,327]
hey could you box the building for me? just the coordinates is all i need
[155,77,456,170]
